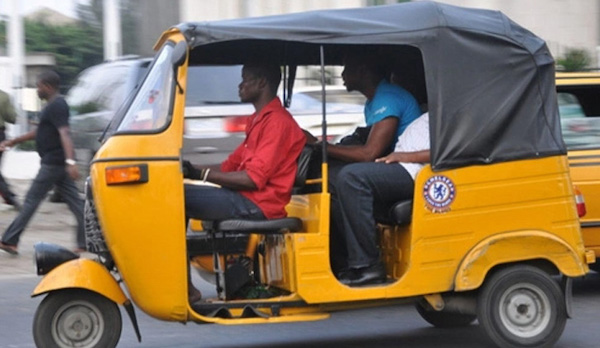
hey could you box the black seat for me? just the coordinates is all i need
[390,200,413,225]
[201,145,312,299]
[203,218,303,234]
[375,199,413,226]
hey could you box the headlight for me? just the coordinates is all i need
[34,242,80,275]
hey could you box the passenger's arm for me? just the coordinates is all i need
[303,129,318,144]
[326,117,399,162]
[376,150,430,164]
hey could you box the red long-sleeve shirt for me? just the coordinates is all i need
[221,97,306,219]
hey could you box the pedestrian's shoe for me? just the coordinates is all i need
[0,241,18,255]
[338,262,386,286]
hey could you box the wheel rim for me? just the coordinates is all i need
[51,300,104,348]
[498,283,551,338]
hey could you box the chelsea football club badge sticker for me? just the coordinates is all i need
[423,175,456,213]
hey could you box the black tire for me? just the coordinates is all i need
[33,289,122,348]
[477,265,566,348]
[415,301,477,328]
[588,262,600,274]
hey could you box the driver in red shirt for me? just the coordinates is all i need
[183,63,306,301]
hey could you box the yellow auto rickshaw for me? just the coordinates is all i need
[31,2,594,348]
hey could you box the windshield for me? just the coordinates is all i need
[117,46,174,132]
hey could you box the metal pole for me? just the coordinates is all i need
[7,0,25,135]
[319,45,327,164]
[103,0,122,60]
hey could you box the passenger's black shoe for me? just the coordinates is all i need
[338,262,386,286]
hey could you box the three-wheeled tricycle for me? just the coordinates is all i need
[31,2,594,348]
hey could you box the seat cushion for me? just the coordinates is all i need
[210,217,303,234]
[390,200,413,226]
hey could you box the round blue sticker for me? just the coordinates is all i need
[423,175,456,212]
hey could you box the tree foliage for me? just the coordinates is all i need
[23,0,140,92]
[557,48,591,72]
[80,0,140,56]
[24,19,103,92]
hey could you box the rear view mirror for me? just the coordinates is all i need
[172,41,188,67]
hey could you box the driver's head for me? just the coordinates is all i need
[239,63,281,103]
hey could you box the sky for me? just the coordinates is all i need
[0,0,86,18]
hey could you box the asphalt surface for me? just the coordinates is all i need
[0,177,82,276]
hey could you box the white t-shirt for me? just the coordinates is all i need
[392,112,430,180]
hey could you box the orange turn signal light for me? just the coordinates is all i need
[105,164,148,185]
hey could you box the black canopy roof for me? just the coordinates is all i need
[169,1,564,170]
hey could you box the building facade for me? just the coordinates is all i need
[426,0,600,66]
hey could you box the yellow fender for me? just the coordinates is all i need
[455,231,589,291]
[32,258,128,305]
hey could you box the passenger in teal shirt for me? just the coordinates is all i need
[364,79,421,150]
[302,51,422,274]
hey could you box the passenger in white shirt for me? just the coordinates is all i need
[333,113,430,286]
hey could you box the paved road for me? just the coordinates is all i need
[1,272,599,348]
[0,178,80,276]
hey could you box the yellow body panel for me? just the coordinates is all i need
[280,156,589,304]
[555,72,600,260]
[32,259,128,305]
[90,33,190,322]
[568,149,600,256]
[455,231,590,290]
[556,72,600,85]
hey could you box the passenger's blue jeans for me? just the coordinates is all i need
[184,184,265,221]
[1,164,85,248]
[331,162,414,270]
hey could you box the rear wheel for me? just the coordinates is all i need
[477,265,566,348]
[33,289,122,348]
[415,301,477,328]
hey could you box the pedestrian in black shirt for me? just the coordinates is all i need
[0,71,84,255]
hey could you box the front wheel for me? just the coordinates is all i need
[477,265,566,348]
[33,289,122,348]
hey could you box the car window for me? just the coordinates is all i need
[186,66,243,106]
[558,91,600,149]
[67,64,130,115]
[558,93,585,119]
[288,90,365,116]
[117,46,174,132]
